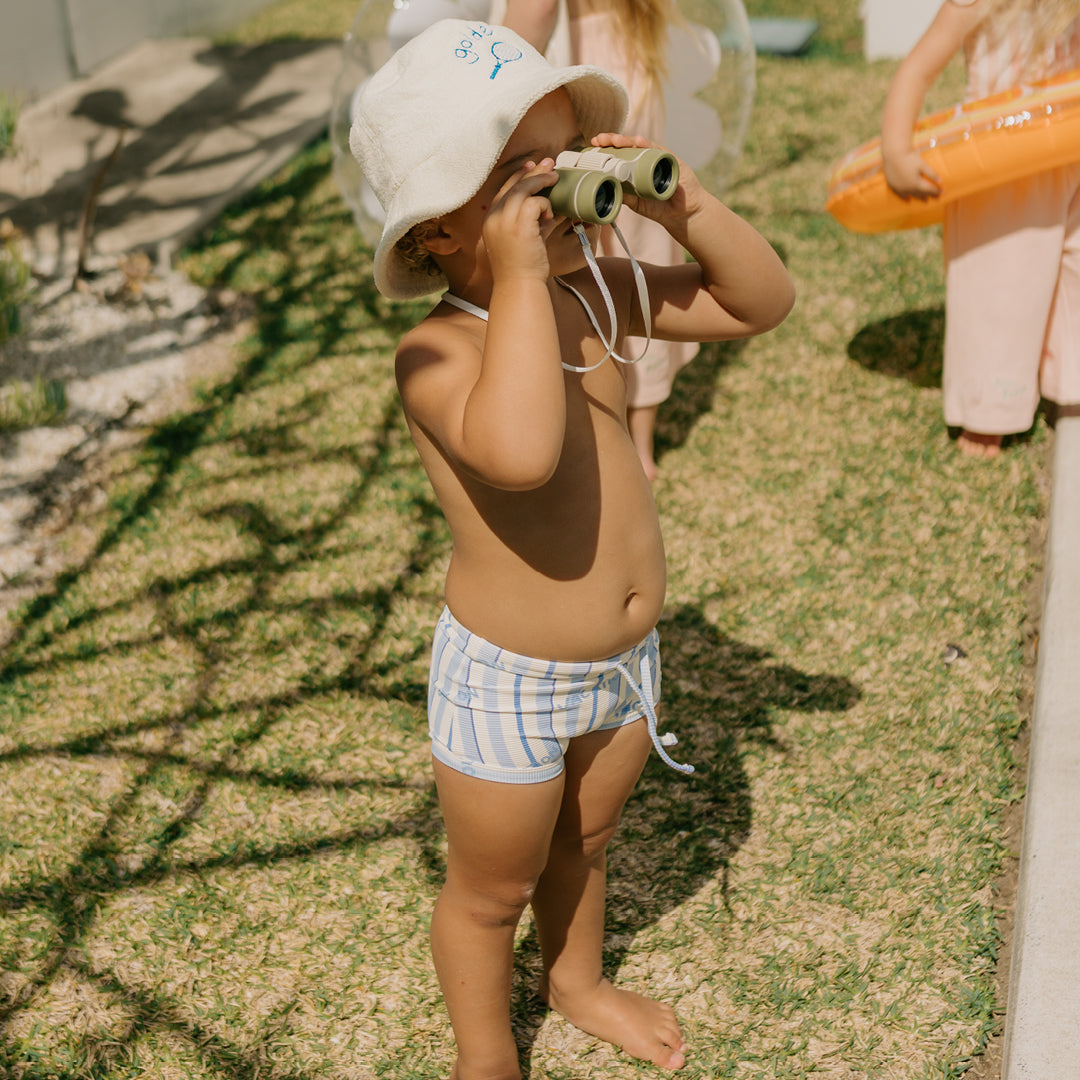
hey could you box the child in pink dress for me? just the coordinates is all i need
[881,0,1080,457]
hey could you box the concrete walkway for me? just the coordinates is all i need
[1,34,1078,1079]
[1001,413,1080,1080]
[0,35,341,275]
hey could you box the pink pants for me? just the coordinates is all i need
[943,162,1080,434]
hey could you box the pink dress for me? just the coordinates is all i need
[942,11,1080,433]
[569,11,698,409]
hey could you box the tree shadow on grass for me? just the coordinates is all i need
[653,338,747,467]
[0,137,859,1078]
[510,605,861,1074]
[0,375,451,1078]
[847,306,944,389]
[0,141,453,1079]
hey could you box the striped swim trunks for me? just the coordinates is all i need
[427,606,693,784]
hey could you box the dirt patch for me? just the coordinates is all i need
[0,258,251,626]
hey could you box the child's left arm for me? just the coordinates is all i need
[592,134,795,342]
[880,0,984,198]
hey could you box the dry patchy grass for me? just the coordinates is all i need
[0,3,1045,1078]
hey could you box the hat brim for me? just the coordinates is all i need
[372,64,628,300]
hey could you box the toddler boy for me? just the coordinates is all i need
[351,19,793,1077]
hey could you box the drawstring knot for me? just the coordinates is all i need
[616,654,694,775]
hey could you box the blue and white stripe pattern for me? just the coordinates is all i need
[427,606,693,784]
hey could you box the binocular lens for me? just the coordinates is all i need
[652,157,676,197]
[594,177,619,219]
[543,147,679,224]
[544,168,622,225]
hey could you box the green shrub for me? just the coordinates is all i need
[0,375,68,432]
[0,218,30,344]
[0,91,19,158]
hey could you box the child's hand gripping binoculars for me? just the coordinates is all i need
[544,146,680,226]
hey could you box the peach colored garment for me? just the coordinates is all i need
[943,14,1080,433]
[569,10,697,409]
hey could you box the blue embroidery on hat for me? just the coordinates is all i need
[454,23,494,66]
[489,41,523,79]
[451,24,523,80]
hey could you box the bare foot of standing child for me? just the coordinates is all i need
[543,976,687,1069]
[957,429,1003,458]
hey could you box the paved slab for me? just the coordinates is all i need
[0,35,341,275]
[1002,414,1080,1080]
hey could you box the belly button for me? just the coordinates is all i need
[624,591,638,608]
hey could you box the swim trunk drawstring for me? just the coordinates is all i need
[616,655,695,775]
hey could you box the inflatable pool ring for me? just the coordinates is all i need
[827,67,1080,234]
[329,0,757,246]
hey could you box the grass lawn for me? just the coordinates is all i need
[0,1,1046,1077]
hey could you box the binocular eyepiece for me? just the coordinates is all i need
[544,146,680,226]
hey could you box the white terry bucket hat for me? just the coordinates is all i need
[349,18,629,300]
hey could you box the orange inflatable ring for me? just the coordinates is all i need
[826,67,1080,233]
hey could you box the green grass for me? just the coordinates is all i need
[0,92,19,159]
[0,2,1042,1078]
[0,376,67,432]
[0,219,31,347]
[211,0,358,43]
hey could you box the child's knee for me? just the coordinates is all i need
[551,818,620,863]
[445,875,539,927]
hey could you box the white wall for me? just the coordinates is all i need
[862,0,942,60]
[0,0,276,100]
[0,0,73,99]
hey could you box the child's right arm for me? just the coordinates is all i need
[395,159,570,493]
[880,0,985,198]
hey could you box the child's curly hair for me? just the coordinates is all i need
[395,220,442,282]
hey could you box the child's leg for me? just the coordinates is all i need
[943,173,1068,447]
[1039,163,1080,411]
[956,430,1003,458]
[530,720,687,1070]
[627,404,660,482]
[430,759,566,1080]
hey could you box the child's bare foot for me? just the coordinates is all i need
[542,977,687,1069]
[957,430,1003,458]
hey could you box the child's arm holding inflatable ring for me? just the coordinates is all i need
[881,0,986,200]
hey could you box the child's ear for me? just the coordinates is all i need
[422,220,460,256]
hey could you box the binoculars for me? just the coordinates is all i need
[544,146,680,226]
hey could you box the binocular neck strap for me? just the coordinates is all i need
[555,222,652,371]
[554,223,619,373]
[440,222,653,376]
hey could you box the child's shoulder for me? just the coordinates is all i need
[395,304,484,394]
[399,303,480,353]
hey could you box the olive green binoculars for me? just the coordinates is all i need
[544,146,680,226]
